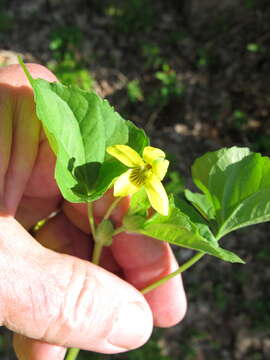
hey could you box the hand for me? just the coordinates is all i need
[0,63,187,360]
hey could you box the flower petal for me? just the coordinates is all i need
[114,170,140,197]
[143,146,166,165]
[152,159,169,180]
[107,145,144,167]
[145,175,169,216]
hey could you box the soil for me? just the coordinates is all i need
[1,1,270,359]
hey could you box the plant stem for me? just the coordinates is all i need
[141,252,205,295]
[92,242,103,265]
[18,56,34,86]
[65,347,80,360]
[65,202,100,360]
[91,198,123,263]
[87,202,96,238]
[103,197,121,220]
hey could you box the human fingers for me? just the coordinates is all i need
[13,335,67,360]
[0,216,152,356]
[111,233,187,327]
[12,212,90,360]
[0,63,61,227]
[63,197,187,327]
[13,210,123,360]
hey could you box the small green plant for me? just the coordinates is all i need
[48,59,94,91]
[49,26,83,61]
[196,48,217,69]
[246,43,265,53]
[196,48,210,68]
[140,44,185,112]
[47,26,93,90]
[19,58,270,360]
[233,110,248,129]
[147,64,185,108]
[156,64,184,97]
[142,43,164,69]
[127,79,144,103]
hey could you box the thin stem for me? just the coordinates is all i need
[90,198,123,264]
[87,202,96,238]
[18,56,34,86]
[141,252,205,295]
[112,226,125,236]
[65,203,100,360]
[103,197,121,220]
[92,242,103,265]
[65,347,80,360]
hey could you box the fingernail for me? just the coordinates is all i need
[108,301,152,350]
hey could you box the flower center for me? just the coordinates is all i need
[129,165,151,186]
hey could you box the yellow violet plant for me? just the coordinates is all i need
[19,58,270,360]
[107,145,169,216]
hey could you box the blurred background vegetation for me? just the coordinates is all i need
[1,0,270,359]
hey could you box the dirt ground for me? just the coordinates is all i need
[1,0,270,359]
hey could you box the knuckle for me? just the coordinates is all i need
[43,259,97,346]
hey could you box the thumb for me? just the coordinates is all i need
[0,216,153,353]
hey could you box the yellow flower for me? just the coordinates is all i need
[107,145,169,216]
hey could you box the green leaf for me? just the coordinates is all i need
[218,189,270,238]
[174,197,208,226]
[123,215,146,232]
[140,223,243,263]
[208,149,270,235]
[32,79,130,201]
[138,197,243,263]
[185,189,215,220]
[126,120,149,155]
[145,195,193,229]
[191,148,227,195]
[175,197,219,242]
[191,146,270,240]
[208,147,252,216]
[220,153,263,222]
[259,156,270,189]
[128,188,151,216]
[20,63,149,203]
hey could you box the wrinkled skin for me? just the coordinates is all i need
[0,64,187,360]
